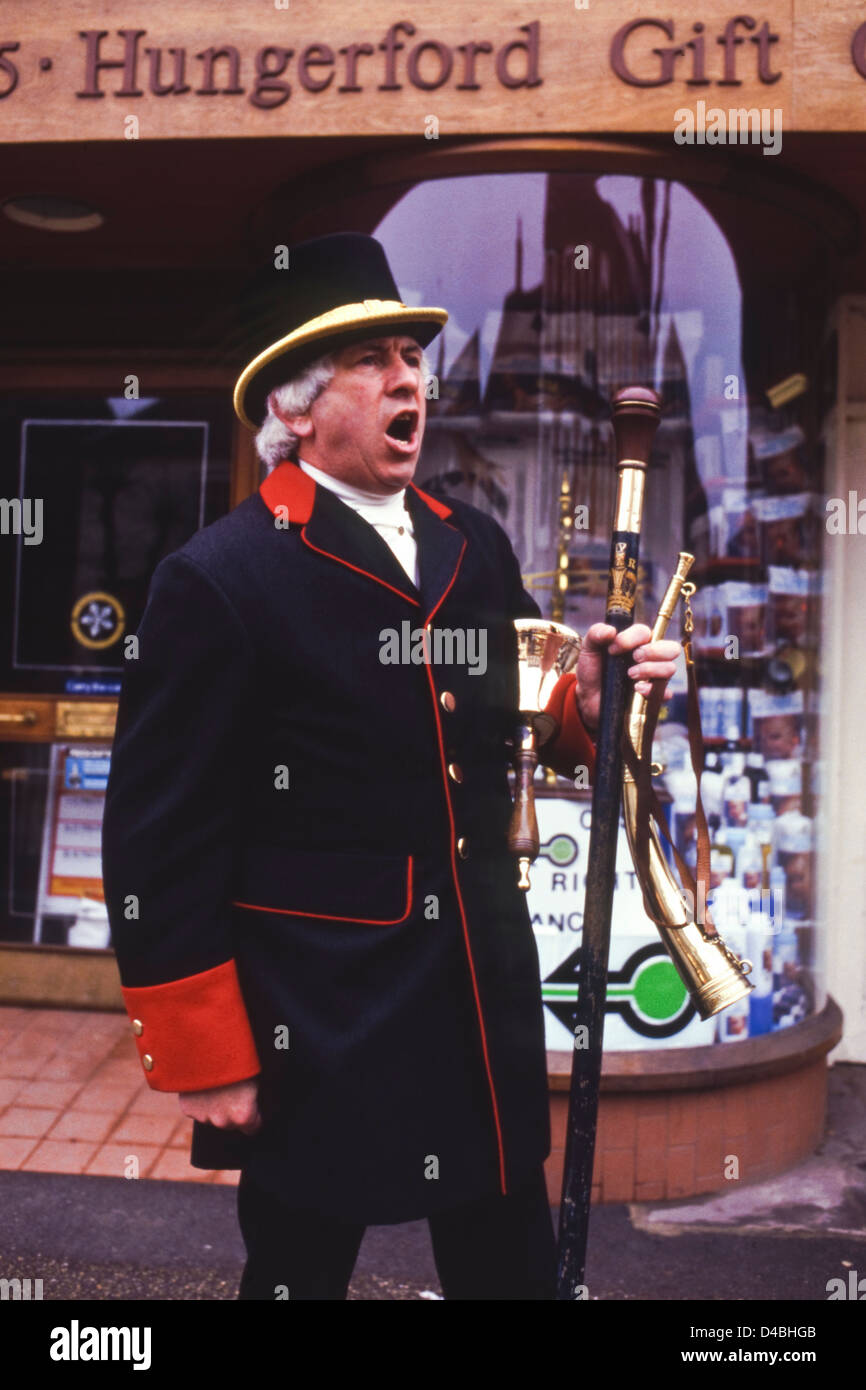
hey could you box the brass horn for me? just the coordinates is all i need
[622,552,754,1018]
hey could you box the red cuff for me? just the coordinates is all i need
[539,672,596,783]
[121,958,261,1093]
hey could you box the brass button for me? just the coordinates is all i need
[440,691,456,713]
[131,1019,143,1037]
[142,1054,154,1072]
[447,762,464,784]
[457,837,469,859]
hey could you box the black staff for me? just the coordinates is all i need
[556,385,662,1299]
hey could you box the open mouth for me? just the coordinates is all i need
[385,409,419,447]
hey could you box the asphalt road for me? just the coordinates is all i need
[0,1166,860,1302]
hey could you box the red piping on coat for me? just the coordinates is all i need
[408,482,453,520]
[232,857,414,925]
[259,461,506,1186]
[300,528,420,606]
[259,464,451,606]
[421,535,509,1198]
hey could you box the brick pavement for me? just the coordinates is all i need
[0,1004,237,1185]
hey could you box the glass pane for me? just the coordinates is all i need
[0,389,233,951]
[0,392,233,694]
[376,171,829,1048]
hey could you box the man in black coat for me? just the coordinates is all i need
[101,234,679,1300]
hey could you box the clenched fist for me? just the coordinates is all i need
[178,1076,262,1134]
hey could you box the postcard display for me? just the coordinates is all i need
[34,745,112,947]
[674,414,822,1043]
[524,411,823,1052]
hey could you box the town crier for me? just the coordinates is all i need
[101,232,679,1300]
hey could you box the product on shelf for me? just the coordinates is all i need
[774,810,814,921]
[744,751,771,802]
[748,689,805,761]
[751,492,822,568]
[725,581,770,657]
[767,566,817,648]
[765,758,803,814]
[746,911,775,1036]
[749,423,809,494]
[722,754,751,826]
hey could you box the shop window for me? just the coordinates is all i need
[0,391,232,951]
[376,171,831,1049]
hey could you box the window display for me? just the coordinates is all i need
[0,391,233,949]
[375,168,831,1049]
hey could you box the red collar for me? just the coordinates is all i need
[259,460,452,525]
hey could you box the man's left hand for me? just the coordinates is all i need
[575,623,681,735]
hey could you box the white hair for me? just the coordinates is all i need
[255,354,338,473]
[254,344,434,474]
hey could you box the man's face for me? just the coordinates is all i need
[289,335,426,494]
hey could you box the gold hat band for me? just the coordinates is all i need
[233,297,448,430]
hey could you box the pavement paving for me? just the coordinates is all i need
[0,1004,237,1185]
[633,1058,866,1244]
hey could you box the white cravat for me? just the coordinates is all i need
[298,458,419,587]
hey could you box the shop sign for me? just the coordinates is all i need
[0,4,865,140]
[528,797,717,1051]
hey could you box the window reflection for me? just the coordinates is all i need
[377,171,744,633]
[376,172,825,1045]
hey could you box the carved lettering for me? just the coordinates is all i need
[611,15,783,89]
[297,44,335,93]
[407,41,453,91]
[77,29,146,98]
[495,21,542,90]
[146,45,190,97]
[196,46,244,96]
[68,22,546,108]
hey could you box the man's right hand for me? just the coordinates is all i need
[178,1077,262,1134]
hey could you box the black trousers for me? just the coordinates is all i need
[237,1166,557,1301]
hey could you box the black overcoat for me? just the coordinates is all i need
[101,461,595,1223]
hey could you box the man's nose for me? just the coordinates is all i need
[385,353,421,393]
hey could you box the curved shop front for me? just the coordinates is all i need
[0,133,850,1201]
[299,141,846,1201]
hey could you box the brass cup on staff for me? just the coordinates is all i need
[508,620,581,891]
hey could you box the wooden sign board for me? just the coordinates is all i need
[0,2,864,142]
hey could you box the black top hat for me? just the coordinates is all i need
[233,233,448,430]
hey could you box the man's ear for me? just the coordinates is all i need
[268,391,314,437]
[289,414,314,439]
